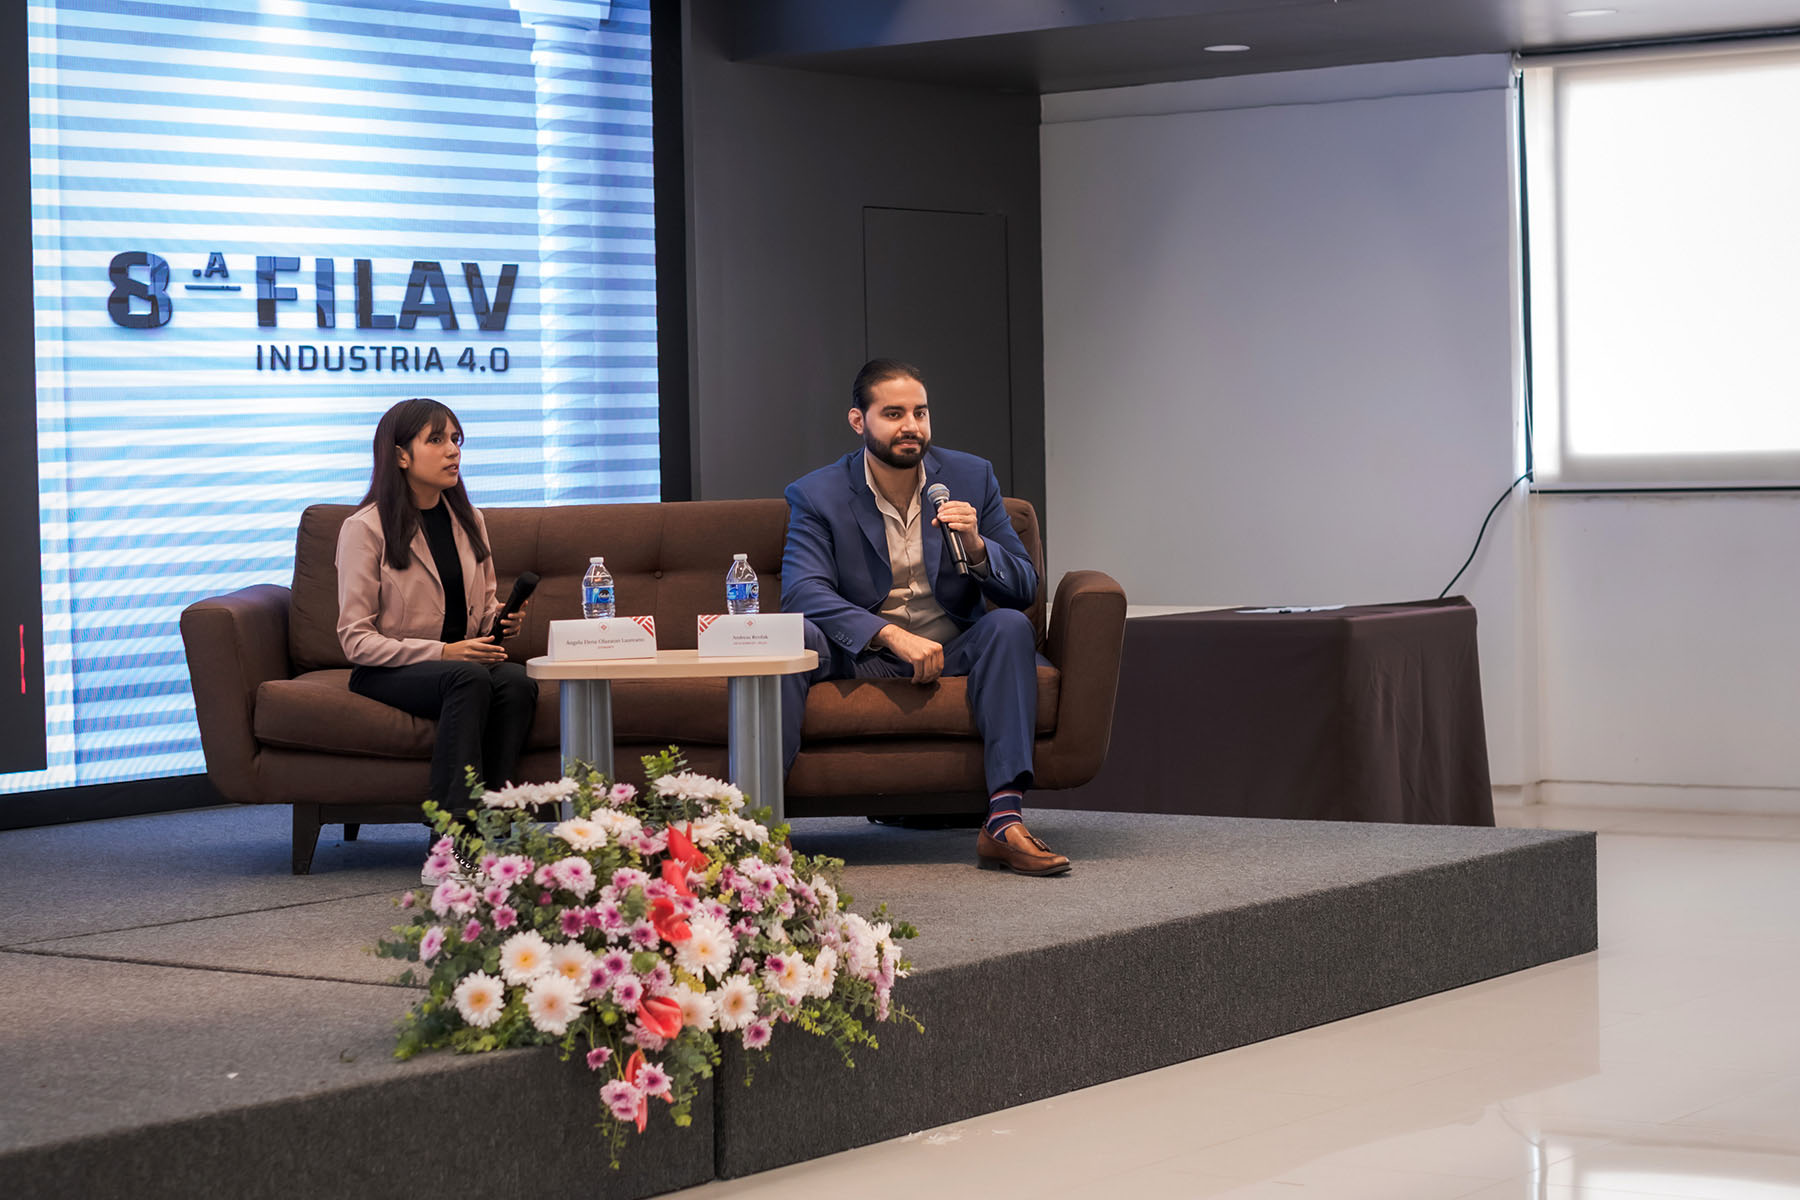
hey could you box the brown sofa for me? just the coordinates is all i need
[180,499,1127,872]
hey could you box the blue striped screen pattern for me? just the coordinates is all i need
[19,0,657,793]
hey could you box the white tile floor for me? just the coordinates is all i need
[669,802,1800,1199]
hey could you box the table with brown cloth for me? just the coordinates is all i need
[1042,597,1494,826]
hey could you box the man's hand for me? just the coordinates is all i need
[875,624,944,684]
[931,499,987,564]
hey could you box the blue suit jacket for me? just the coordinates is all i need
[781,448,1038,655]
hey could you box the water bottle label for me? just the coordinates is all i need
[584,584,613,607]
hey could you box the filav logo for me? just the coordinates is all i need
[105,251,521,374]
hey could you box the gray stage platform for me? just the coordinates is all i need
[0,805,1595,1199]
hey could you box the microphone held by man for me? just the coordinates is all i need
[925,482,971,575]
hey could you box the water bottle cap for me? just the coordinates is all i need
[733,553,747,561]
[590,556,604,564]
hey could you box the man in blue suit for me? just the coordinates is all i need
[780,359,1069,875]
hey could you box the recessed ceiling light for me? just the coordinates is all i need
[1567,7,1618,16]
[1204,44,1251,52]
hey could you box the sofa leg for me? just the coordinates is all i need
[292,804,322,875]
[343,822,360,842]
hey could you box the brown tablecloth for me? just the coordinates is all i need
[1043,598,1494,825]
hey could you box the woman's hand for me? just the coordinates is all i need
[498,597,531,639]
[443,636,507,663]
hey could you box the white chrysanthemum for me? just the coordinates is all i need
[810,947,838,998]
[498,930,554,984]
[673,915,735,980]
[768,954,812,1002]
[672,984,716,1032]
[549,941,594,987]
[726,814,769,843]
[811,876,839,913]
[480,782,537,810]
[524,973,584,1035]
[652,771,746,811]
[590,809,644,839]
[552,817,607,852]
[453,971,507,1028]
[687,814,728,846]
[713,974,759,1032]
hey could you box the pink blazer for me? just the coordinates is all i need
[335,503,502,667]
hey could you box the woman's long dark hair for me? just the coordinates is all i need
[360,398,490,570]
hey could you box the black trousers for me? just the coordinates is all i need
[350,660,538,806]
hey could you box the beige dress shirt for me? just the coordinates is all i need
[863,456,965,646]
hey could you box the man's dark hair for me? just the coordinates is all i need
[851,358,924,412]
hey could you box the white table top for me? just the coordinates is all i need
[525,648,818,681]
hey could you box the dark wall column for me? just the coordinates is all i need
[1,3,47,776]
[680,0,1044,513]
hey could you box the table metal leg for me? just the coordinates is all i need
[728,675,785,823]
[558,679,614,818]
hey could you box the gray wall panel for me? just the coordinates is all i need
[682,0,1044,515]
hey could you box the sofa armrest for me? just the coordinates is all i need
[1041,570,1127,787]
[180,584,293,804]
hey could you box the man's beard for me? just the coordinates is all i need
[865,429,928,470]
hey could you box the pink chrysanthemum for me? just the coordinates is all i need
[628,920,659,950]
[461,918,482,943]
[600,1079,642,1122]
[560,909,587,937]
[611,974,644,1012]
[597,903,626,932]
[636,1061,673,1098]
[419,926,445,962]
[489,855,534,886]
[742,1019,773,1050]
[492,905,518,930]
[399,891,416,909]
[586,1046,613,1071]
[482,884,508,907]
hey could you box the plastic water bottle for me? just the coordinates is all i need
[725,553,759,615]
[582,557,615,619]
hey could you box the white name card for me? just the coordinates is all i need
[548,616,658,661]
[696,612,802,657]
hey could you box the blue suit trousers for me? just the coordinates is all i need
[781,608,1043,795]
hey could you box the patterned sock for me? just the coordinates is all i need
[984,790,1024,839]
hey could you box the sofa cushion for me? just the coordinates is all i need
[256,670,738,760]
[801,666,1059,740]
[256,663,1057,761]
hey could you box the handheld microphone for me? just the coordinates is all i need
[488,571,540,639]
[924,483,970,576]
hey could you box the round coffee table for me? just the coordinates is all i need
[526,649,817,821]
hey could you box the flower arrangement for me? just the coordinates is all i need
[376,749,917,1156]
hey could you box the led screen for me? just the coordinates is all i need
[14,0,656,793]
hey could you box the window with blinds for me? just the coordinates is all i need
[17,0,657,792]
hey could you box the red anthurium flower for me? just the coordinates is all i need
[637,993,683,1040]
[649,896,692,943]
[666,823,708,873]
[660,857,695,899]
[624,1050,648,1132]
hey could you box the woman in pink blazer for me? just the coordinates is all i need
[336,398,536,806]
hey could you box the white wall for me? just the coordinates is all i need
[1535,493,1800,809]
[1041,56,1536,785]
[1042,55,1800,810]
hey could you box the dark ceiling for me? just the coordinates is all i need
[731,0,1800,93]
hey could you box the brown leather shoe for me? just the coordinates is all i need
[976,822,1071,876]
